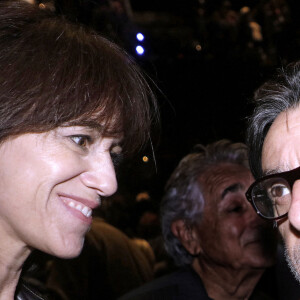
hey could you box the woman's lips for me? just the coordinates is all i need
[58,193,99,224]
[63,199,92,217]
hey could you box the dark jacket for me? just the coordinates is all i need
[15,282,46,300]
[119,267,212,300]
[119,266,278,300]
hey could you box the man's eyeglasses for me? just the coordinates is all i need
[246,166,300,220]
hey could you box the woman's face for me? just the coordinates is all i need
[0,126,119,258]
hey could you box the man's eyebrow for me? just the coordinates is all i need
[221,183,242,199]
[262,167,286,177]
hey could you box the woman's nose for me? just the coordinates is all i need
[288,180,300,231]
[80,152,118,197]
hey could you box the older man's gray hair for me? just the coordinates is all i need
[161,139,249,266]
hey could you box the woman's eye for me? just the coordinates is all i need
[70,135,90,148]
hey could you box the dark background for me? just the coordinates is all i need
[44,0,300,201]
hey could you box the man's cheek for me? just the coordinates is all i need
[278,218,288,235]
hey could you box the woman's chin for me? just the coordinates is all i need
[58,248,83,259]
[41,239,85,259]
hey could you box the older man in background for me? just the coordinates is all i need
[121,140,277,300]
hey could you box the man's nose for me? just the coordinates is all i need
[288,180,300,231]
[79,152,118,197]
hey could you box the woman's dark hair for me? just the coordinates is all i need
[247,61,300,178]
[0,1,158,154]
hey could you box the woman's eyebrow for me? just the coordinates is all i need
[65,121,104,132]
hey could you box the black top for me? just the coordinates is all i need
[15,282,46,300]
[119,267,212,300]
[120,266,279,300]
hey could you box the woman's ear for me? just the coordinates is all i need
[171,219,202,256]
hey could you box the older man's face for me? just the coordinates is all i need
[262,105,300,280]
[194,163,276,270]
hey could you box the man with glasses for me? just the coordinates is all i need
[121,140,276,300]
[246,61,300,282]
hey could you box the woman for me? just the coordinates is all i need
[0,1,157,299]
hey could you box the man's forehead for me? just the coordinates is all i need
[262,106,300,172]
[201,163,250,179]
[199,163,251,197]
[268,108,300,133]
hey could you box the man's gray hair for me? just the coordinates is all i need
[247,61,300,179]
[161,139,249,266]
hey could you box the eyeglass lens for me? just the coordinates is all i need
[251,177,291,219]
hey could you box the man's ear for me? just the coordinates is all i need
[171,219,201,256]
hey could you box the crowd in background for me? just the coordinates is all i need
[29,0,298,67]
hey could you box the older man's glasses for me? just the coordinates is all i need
[246,166,300,220]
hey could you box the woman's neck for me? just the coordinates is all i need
[192,258,265,300]
[0,241,31,299]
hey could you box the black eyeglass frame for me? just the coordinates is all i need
[245,166,300,220]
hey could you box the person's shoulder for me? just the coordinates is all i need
[118,271,180,300]
[119,267,208,300]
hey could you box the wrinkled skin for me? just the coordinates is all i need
[182,163,278,299]
[194,163,277,270]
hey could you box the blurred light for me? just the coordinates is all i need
[142,156,149,163]
[39,3,46,9]
[196,44,202,51]
[136,33,144,42]
[136,46,144,55]
[136,192,150,202]
[240,6,250,14]
[112,145,122,155]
